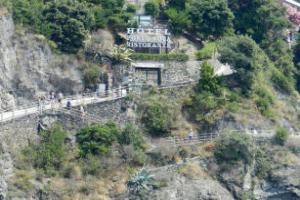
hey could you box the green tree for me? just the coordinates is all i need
[126,4,137,13]
[190,91,225,125]
[189,61,225,126]
[144,1,160,17]
[214,131,254,165]
[165,8,191,35]
[167,0,188,9]
[293,38,300,91]
[189,0,234,39]
[218,36,269,93]
[294,41,300,68]
[112,45,133,64]
[228,0,290,44]
[76,122,120,157]
[219,35,293,94]
[228,0,295,79]
[12,0,43,28]
[42,2,87,53]
[198,61,221,94]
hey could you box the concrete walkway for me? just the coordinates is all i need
[0,88,128,123]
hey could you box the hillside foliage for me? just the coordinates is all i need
[9,0,134,53]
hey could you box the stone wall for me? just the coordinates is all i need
[161,61,200,86]
[113,60,201,87]
[0,98,131,198]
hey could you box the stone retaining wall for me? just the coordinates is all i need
[0,98,130,139]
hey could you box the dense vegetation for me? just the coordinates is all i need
[163,0,298,94]
[138,93,177,137]
[23,124,67,173]
[3,0,300,198]
[6,0,135,53]
[76,122,120,156]
[214,131,254,165]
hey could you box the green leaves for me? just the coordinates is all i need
[274,127,289,146]
[118,124,145,150]
[214,131,254,165]
[144,1,160,17]
[165,8,191,35]
[11,0,133,53]
[31,124,67,172]
[189,0,234,39]
[139,95,176,137]
[76,122,120,157]
[218,35,269,93]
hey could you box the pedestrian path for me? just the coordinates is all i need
[0,87,128,123]
[0,81,196,124]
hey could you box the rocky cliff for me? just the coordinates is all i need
[0,11,83,109]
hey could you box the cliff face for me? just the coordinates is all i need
[0,13,83,109]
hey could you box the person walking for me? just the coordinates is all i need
[58,92,63,104]
[188,129,194,141]
[80,105,85,119]
[66,100,71,110]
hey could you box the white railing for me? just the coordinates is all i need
[0,80,199,124]
[0,86,129,123]
[161,129,299,146]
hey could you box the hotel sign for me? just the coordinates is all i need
[126,28,172,49]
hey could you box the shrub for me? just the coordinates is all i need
[13,170,35,192]
[139,96,175,137]
[271,69,294,93]
[218,35,271,94]
[214,131,254,165]
[255,149,271,179]
[195,42,217,60]
[254,85,275,117]
[24,124,67,172]
[131,53,189,61]
[122,145,146,166]
[82,65,101,90]
[144,1,159,17]
[76,122,120,157]
[80,155,103,176]
[274,127,288,146]
[179,162,203,179]
[126,4,137,13]
[118,124,145,150]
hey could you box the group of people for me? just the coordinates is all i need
[49,91,64,103]
[49,91,86,118]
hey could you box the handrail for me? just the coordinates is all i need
[0,80,203,124]
[0,86,129,123]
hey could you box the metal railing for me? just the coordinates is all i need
[161,129,300,147]
[0,86,129,123]
[0,80,200,124]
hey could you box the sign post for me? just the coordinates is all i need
[126,28,172,53]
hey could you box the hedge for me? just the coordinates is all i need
[131,53,189,61]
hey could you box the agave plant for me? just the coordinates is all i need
[127,169,154,195]
[112,45,133,64]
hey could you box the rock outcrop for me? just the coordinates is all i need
[0,12,83,107]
